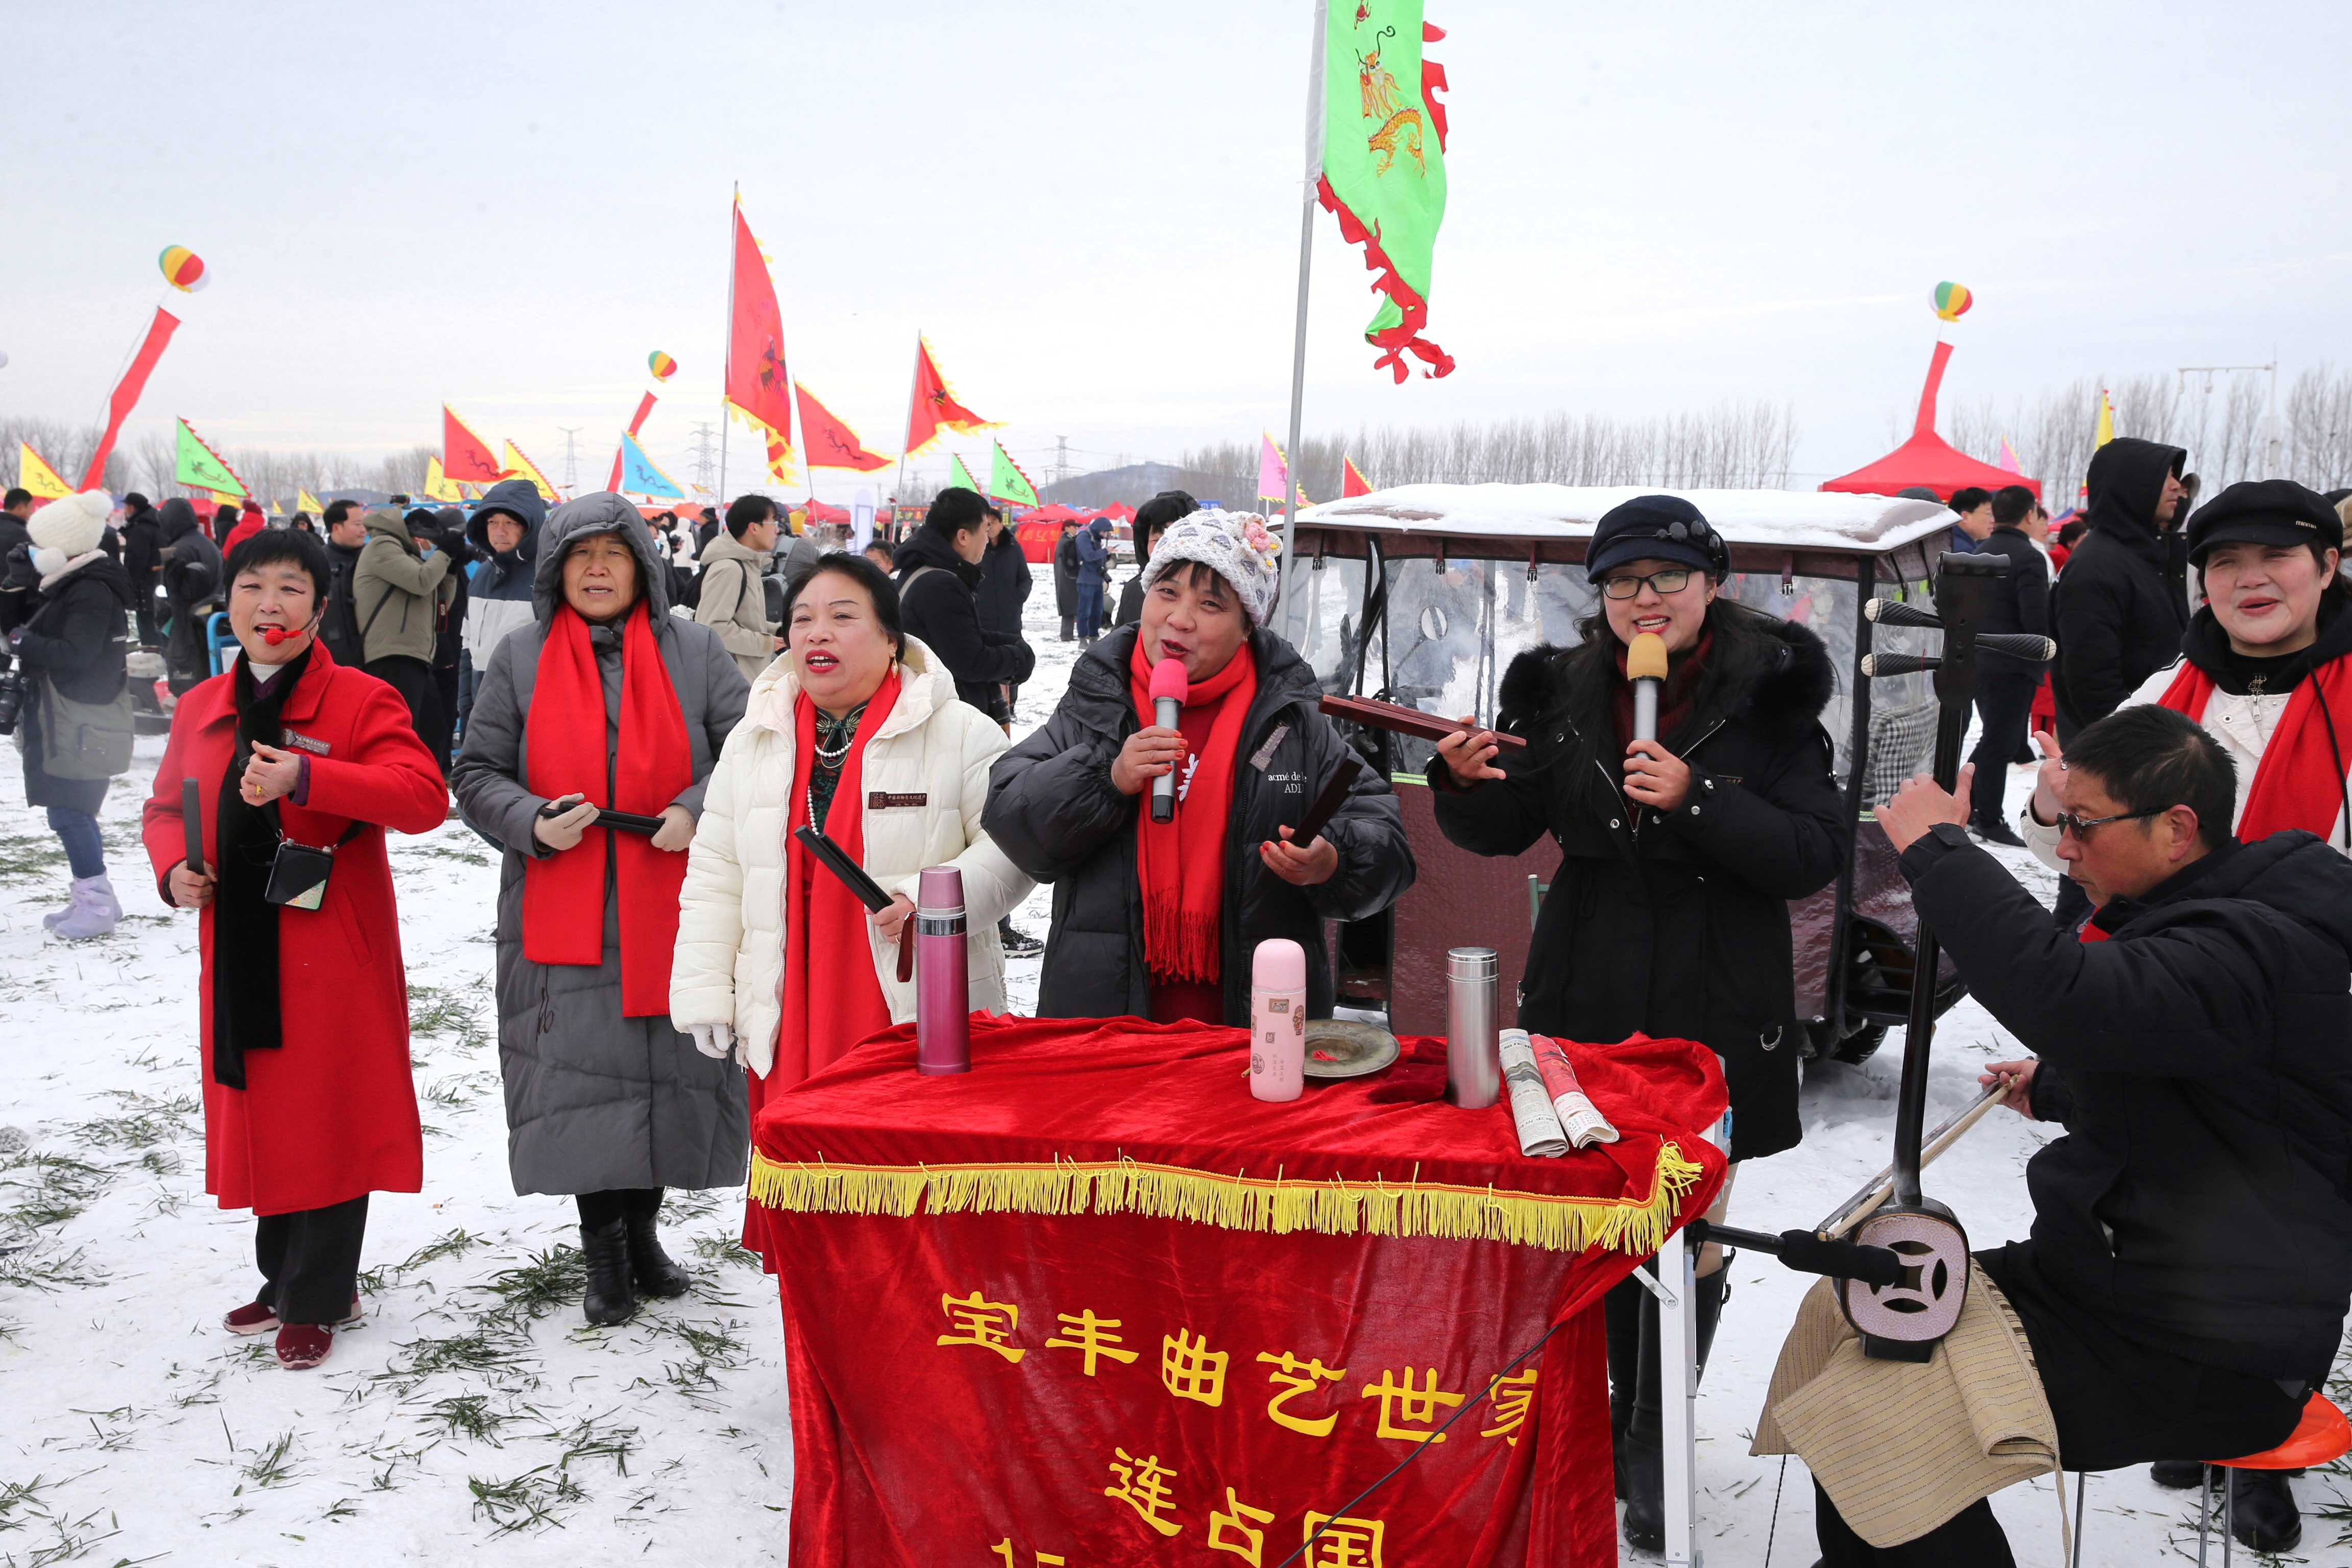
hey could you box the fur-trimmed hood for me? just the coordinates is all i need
[1497,600,1836,749]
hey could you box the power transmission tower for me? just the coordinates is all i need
[555,426,583,492]
[1055,435,1070,487]
[689,423,719,493]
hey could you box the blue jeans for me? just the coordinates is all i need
[1076,582,1105,639]
[48,806,104,879]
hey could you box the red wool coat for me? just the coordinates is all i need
[141,644,449,1215]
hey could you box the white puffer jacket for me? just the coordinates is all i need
[670,635,1033,1075]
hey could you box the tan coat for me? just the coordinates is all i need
[693,529,778,682]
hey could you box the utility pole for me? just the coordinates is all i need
[555,426,582,492]
[688,422,719,493]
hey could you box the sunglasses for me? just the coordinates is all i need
[1600,569,1694,600]
[2053,805,2164,839]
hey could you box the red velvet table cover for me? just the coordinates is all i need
[751,1015,1728,1568]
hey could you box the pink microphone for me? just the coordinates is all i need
[1147,657,1188,824]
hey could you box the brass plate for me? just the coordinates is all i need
[1302,1019,1402,1081]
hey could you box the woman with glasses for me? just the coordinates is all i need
[1428,494,1846,1553]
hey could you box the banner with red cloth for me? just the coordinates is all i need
[752,1015,1727,1567]
[80,307,180,489]
[726,197,797,479]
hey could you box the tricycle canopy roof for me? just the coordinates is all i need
[1290,484,1955,576]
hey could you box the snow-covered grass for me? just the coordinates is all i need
[2,584,2345,1565]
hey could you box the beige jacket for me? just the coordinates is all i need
[352,510,455,666]
[694,529,779,682]
[669,636,1033,1075]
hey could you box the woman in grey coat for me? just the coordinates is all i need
[453,494,751,1326]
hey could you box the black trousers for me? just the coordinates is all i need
[1967,671,2039,828]
[255,1194,369,1326]
[1815,1241,2302,1563]
[576,1187,663,1230]
[364,653,451,780]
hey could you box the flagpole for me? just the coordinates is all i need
[718,182,738,508]
[1275,0,1328,643]
[892,331,921,540]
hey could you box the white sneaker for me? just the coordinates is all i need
[50,875,121,940]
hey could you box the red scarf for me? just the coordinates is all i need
[773,673,902,1093]
[2157,657,2352,841]
[1131,636,1257,986]
[523,602,693,1016]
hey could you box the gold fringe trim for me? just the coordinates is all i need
[748,1142,1705,1256]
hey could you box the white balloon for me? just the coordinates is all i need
[0,349,10,369]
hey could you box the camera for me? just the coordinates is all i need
[0,666,22,737]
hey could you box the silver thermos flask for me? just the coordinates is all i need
[1445,946,1502,1109]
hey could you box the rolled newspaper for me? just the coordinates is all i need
[1530,1035,1620,1147]
[1496,1030,1569,1158]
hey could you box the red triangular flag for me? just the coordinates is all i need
[794,383,891,472]
[725,198,794,465]
[1342,457,1373,497]
[902,335,998,458]
[444,405,502,482]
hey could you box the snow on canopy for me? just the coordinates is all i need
[1293,483,1954,555]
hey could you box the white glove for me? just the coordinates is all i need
[689,1021,734,1060]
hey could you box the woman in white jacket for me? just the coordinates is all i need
[670,552,1031,1116]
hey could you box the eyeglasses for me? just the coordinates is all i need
[2053,806,2164,839]
[1600,569,1694,600]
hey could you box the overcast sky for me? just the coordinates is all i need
[9,1,2349,500]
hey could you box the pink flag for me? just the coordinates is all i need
[1997,437,2023,475]
[1256,432,1288,504]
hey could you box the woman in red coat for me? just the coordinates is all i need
[142,529,448,1369]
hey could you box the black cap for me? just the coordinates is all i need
[2183,479,2343,565]
[1587,494,1729,579]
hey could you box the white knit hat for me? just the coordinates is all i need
[28,490,112,570]
[1142,507,1284,625]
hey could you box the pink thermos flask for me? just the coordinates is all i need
[915,865,971,1075]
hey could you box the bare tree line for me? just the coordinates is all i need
[1160,401,1801,511]
[1925,365,2352,505]
[1,416,435,506]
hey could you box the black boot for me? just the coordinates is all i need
[580,1218,638,1326]
[2149,1459,2202,1489]
[624,1213,691,1300]
[1622,1265,1731,1554]
[2226,1468,2301,1553]
[1604,1277,1644,1499]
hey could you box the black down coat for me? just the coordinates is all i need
[2052,437,2189,736]
[1903,825,2352,1384]
[14,556,136,814]
[985,622,1416,1023]
[1433,603,1847,1161]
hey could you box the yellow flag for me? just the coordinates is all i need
[2094,389,2115,448]
[16,443,72,500]
[424,455,464,503]
[298,489,325,515]
[500,441,557,501]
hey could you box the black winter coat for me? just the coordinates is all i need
[1971,524,2051,678]
[1053,532,1081,616]
[895,527,1036,724]
[986,623,1416,1024]
[14,556,135,813]
[975,529,1033,638]
[1903,826,2352,1384]
[157,501,223,612]
[0,513,29,636]
[1432,605,1847,1161]
[2053,437,2189,736]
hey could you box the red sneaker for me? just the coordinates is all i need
[274,1322,333,1369]
[224,1301,279,1336]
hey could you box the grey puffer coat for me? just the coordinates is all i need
[452,494,752,1196]
[985,622,1414,1022]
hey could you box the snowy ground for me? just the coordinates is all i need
[2,582,2346,1566]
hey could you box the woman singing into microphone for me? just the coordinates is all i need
[1430,495,1846,1552]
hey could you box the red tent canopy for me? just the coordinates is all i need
[798,498,852,525]
[1820,341,2042,501]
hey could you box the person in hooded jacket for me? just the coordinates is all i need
[1429,495,1847,1552]
[461,479,549,734]
[224,498,267,554]
[2052,437,2191,740]
[157,497,225,696]
[118,492,165,647]
[451,494,751,1329]
[353,507,457,778]
[9,490,138,939]
[894,487,1035,727]
[1867,704,2352,1562]
[986,507,1413,1024]
[1073,516,1113,643]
